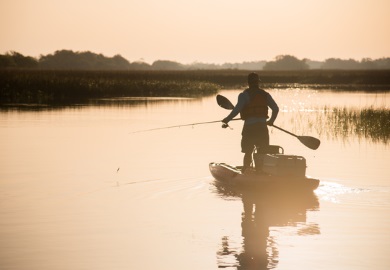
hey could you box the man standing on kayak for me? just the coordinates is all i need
[222,72,279,173]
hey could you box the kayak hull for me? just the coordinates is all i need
[209,162,320,191]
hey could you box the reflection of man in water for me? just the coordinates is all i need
[214,181,320,269]
[237,195,277,270]
[222,72,279,173]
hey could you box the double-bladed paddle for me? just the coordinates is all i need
[216,94,321,150]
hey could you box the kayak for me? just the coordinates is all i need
[209,145,320,191]
[209,162,320,191]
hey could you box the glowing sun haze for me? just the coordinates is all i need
[1,0,389,64]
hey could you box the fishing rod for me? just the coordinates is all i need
[129,118,240,134]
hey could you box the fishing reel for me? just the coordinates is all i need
[221,123,233,130]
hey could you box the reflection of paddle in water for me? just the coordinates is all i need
[215,182,320,269]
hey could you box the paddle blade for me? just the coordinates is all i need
[216,95,234,110]
[298,136,321,150]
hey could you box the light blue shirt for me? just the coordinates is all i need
[224,89,279,125]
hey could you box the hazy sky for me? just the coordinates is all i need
[1,0,389,64]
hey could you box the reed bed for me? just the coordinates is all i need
[327,107,390,143]
[0,70,219,104]
[1,69,390,105]
[277,104,389,144]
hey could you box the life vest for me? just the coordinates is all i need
[240,88,268,120]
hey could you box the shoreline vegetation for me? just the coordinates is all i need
[2,50,390,70]
[1,69,390,105]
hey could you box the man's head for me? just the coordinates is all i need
[248,72,260,87]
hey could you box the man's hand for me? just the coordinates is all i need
[222,118,229,129]
[266,120,274,126]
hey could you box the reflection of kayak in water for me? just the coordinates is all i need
[209,146,320,191]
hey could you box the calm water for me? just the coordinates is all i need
[0,89,389,270]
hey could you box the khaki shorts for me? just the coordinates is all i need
[241,122,269,153]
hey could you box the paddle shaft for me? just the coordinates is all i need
[272,125,299,138]
[227,117,297,137]
[216,94,321,149]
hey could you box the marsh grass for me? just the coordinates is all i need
[0,70,220,104]
[288,106,390,144]
[327,107,390,143]
[1,69,390,105]
[278,103,390,144]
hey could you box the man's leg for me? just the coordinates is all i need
[241,125,254,173]
[253,124,270,172]
[243,152,252,171]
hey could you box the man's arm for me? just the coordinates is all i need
[266,94,279,125]
[222,93,246,123]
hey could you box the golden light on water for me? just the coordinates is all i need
[0,89,389,269]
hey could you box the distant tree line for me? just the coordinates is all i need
[1,50,390,70]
